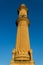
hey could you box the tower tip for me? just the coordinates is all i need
[18,4,28,15]
[20,4,26,7]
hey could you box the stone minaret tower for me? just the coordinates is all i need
[10,4,34,65]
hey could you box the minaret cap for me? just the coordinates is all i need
[18,4,28,14]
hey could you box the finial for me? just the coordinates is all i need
[20,4,26,7]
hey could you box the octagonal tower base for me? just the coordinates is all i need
[10,60,34,65]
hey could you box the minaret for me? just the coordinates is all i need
[10,4,34,65]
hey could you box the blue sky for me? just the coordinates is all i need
[0,0,43,65]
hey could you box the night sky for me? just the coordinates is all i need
[0,0,43,65]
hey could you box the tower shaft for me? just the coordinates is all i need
[16,17,30,52]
